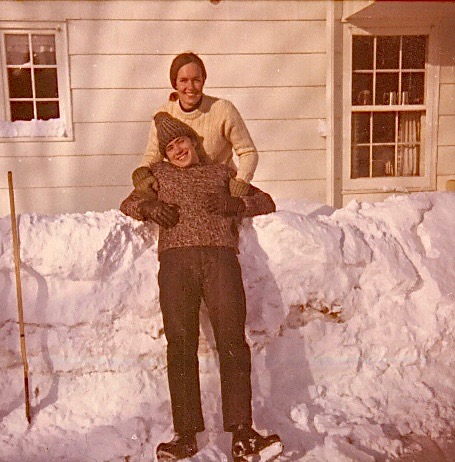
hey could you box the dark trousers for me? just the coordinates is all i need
[158,246,253,434]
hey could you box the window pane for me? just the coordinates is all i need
[8,68,33,98]
[376,72,399,105]
[397,111,422,176]
[32,34,56,65]
[37,102,60,120]
[351,146,370,178]
[402,72,425,104]
[352,112,370,144]
[353,36,374,70]
[5,34,30,65]
[377,36,400,69]
[402,35,426,69]
[372,146,395,177]
[11,101,34,121]
[35,68,59,98]
[398,111,422,176]
[372,112,395,143]
[353,74,373,105]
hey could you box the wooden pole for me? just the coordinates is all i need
[7,171,31,424]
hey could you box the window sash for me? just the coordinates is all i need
[351,34,427,180]
[342,25,438,193]
[0,22,72,140]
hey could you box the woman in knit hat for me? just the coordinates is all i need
[135,52,258,197]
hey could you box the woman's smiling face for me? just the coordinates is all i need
[165,136,200,168]
[175,62,205,110]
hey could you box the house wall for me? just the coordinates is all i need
[0,0,329,216]
[437,18,455,192]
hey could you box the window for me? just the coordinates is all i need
[344,27,438,192]
[0,23,72,139]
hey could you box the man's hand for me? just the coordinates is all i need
[206,193,246,217]
[140,200,179,228]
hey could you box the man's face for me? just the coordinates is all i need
[165,136,200,168]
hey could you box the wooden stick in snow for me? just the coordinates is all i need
[7,171,31,424]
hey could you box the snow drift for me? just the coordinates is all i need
[0,192,454,461]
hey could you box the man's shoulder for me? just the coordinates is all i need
[150,162,173,175]
[200,163,231,175]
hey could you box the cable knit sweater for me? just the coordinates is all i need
[140,95,259,183]
[120,162,275,256]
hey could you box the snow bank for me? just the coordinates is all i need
[0,192,454,461]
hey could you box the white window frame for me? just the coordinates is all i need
[342,24,440,193]
[0,21,73,141]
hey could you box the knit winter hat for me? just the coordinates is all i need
[154,112,199,157]
[169,52,207,89]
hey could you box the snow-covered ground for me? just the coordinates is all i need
[0,192,454,462]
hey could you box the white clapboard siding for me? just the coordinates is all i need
[440,65,455,85]
[0,185,132,215]
[439,84,455,116]
[0,119,324,158]
[438,116,455,146]
[1,179,326,216]
[68,20,326,55]
[72,89,168,123]
[0,122,150,157]
[0,155,139,189]
[249,120,325,151]
[70,54,327,89]
[0,1,326,21]
[437,147,455,175]
[437,176,455,191]
[0,150,325,190]
[435,19,455,189]
[254,150,326,181]
[72,87,326,123]
[0,0,330,217]
[253,179,326,204]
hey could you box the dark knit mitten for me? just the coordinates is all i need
[206,193,246,217]
[229,178,251,197]
[132,167,159,192]
[140,200,179,228]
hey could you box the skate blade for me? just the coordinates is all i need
[156,451,177,462]
[156,450,188,462]
[236,441,284,462]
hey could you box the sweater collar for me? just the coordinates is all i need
[174,94,207,120]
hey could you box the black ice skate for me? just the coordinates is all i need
[232,425,283,462]
[156,432,198,461]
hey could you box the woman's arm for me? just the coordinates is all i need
[241,185,276,218]
[140,120,165,168]
[223,101,259,184]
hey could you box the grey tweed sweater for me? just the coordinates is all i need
[120,162,275,255]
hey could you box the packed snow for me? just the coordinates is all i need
[0,192,454,461]
[0,119,69,138]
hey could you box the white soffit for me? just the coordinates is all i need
[343,0,455,23]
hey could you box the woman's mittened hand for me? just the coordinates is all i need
[229,178,250,197]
